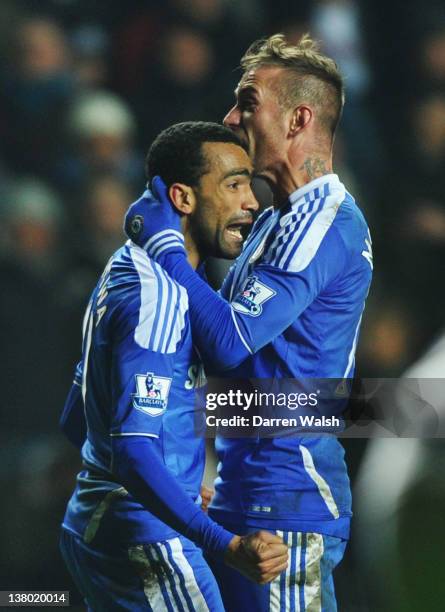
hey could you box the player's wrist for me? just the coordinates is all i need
[143,229,186,262]
[225,535,242,558]
[156,246,189,277]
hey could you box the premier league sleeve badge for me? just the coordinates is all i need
[132,372,172,416]
[232,275,276,316]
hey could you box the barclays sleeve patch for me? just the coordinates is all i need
[132,372,172,416]
[232,275,276,317]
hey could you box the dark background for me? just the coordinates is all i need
[1,1,445,609]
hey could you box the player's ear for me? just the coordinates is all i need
[288,105,313,136]
[168,183,196,216]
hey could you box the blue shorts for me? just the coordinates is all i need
[207,528,347,612]
[60,528,224,611]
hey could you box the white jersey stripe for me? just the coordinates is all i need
[158,269,176,353]
[130,246,188,353]
[231,307,253,355]
[83,486,128,544]
[152,264,168,351]
[164,292,180,353]
[81,298,93,341]
[282,195,328,271]
[81,310,93,403]
[275,197,323,270]
[130,247,158,349]
[144,229,184,252]
[343,313,363,378]
[109,432,158,438]
[285,203,341,273]
[273,196,320,268]
[299,445,340,519]
[265,205,309,266]
[166,285,188,353]
[151,236,184,259]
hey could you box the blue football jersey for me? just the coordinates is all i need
[209,174,373,539]
[63,242,205,546]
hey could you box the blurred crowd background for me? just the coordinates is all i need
[1,0,444,610]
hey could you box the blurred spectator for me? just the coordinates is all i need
[71,173,135,278]
[263,0,310,31]
[0,177,64,275]
[0,17,76,179]
[166,0,263,68]
[70,24,110,89]
[57,89,143,192]
[170,0,225,25]
[0,434,82,594]
[357,296,416,376]
[161,25,214,87]
[310,0,386,201]
[134,26,221,144]
[0,178,73,433]
[312,0,371,97]
[380,92,445,348]
[420,26,445,88]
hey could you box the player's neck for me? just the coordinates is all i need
[269,149,333,207]
[184,233,201,269]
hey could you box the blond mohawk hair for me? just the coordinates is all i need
[240,33,345,138]
[241,33,321,67]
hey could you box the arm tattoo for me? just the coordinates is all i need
[299,158,329,181]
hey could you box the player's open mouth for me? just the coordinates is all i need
[225,221,252,242]
[226,225,243,241]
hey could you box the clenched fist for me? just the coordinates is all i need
[225,530,288,584]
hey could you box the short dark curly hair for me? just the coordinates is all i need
[146,121,248,188]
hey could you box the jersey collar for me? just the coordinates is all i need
[287,174,344,212]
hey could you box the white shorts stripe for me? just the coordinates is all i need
[284,532,291,612]
[150,543,186,612]
[155,542,189,612]
[269,533,282,610]
[294,532,302,612]
[128,544,169,612]
[169,537,210,612]
[144,544,177,611]
[303,534,323,612]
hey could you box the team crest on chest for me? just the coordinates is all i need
[232,275,276,317]
[132,372,172,416]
